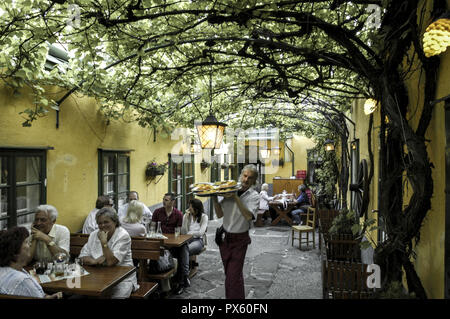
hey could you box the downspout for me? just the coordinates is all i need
[285,144,295,177]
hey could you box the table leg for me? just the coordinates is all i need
[270,206,283,226]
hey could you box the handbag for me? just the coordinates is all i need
[215,225,225,246]
[148,249,175,273]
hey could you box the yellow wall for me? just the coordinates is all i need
[265,133,316,186]
[348,0,449,298]
[403,0,449,298]
[0,84,177,232]
[348,99,381,245]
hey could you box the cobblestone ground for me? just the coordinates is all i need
[169,219,322,299]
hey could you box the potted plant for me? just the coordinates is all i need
[145,159,168,179]
[200,160,210,170]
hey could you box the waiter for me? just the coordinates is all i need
[212,164,259,299]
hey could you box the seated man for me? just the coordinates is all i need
[151,193,187,295]
[118,191,152,222]
[82,195,113,234]
[28,205,70,263]
[290,184,310,225]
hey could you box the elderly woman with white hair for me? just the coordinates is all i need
[121,200,147,237]
[259,183,275,222]
[79,207,138,299]
[28,204,70,264]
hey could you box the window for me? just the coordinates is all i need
[98,150,130,209]
[169,154,195,212]
[0,149,47,230]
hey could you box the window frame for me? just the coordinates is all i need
[98,150,131,209]
[168,154,195,212]
[0,148,47,230]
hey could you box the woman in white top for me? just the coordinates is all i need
[0,227,62,299]
[259,183,275,221]
[181,198,209,254]
[121,200,147,237]
[79,207,138,299]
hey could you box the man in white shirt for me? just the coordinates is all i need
[213,164,259,299]
[118,191,152,222]
[28,205,70,263]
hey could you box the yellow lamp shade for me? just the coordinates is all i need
[423,18,450,58]
[364,98,378,115]
[195,114,227,149]
[324,139,335,152]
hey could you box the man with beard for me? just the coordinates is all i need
[212,164,259,299]
[28,205,70,263]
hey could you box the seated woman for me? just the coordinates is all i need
[0,227,62,299]
[291,184,310,225]
[79,207,138,299]
[181,199,209,254]
[175,198,208,294]
[121,200,147,237]
[259,183,276,221]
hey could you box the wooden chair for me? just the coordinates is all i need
[69,233,161,298]
[255,209,266,227]
[317,209,340,250]
[326,234,361,262]
[291,206,316,250]
[322,260,373,299]
[298,192,316,225]
[130,237,174,294]
[69,233,89,259]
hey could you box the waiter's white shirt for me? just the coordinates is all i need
[219,186,259,233]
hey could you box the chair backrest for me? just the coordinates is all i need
[130,238,163,260]
[70,233,89,257]
[202,230,208,246]
[306,206,316,227]
[322,260,372,299]
[130,237,165,281]
[310,192,316,208]
[326,234,361,262]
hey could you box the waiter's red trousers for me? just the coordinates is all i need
[219,231,251,299]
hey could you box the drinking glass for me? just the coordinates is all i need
[34,261,46,275]
[175,226,181,238]
[149,222,156,238]
[54,263,65,277]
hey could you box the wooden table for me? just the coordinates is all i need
[273,178,304,195]
[269,201,297,226]
[39,265,136,297]
[162,233,192,248]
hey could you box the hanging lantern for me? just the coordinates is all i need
[423,17,450,58]
[195,113,227,149]
[324,139,335,152]
[196,54,227,149]
[364,98,378,115]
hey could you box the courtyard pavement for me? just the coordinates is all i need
[169,218,323,299]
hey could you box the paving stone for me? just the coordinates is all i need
[168,220,322,299]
